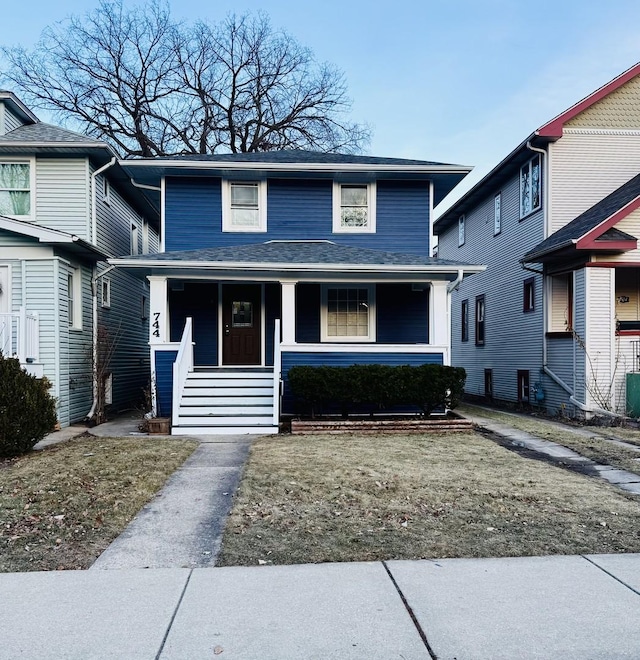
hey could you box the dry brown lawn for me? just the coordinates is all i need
[217,432,640,566]
[461,404,640,476]
[0,435,197,572]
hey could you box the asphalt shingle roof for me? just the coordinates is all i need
[119,240,476,268]
[0,122,105,145]
[150,149,463,168]
[523,172,640,261]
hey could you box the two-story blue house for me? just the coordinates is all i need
[111,151,483,434]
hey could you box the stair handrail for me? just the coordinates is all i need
[172,317,194,422]
[272,318,282,427]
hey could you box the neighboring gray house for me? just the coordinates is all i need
[435,62,640,418]
[0,92,159,427]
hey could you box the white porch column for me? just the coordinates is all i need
[148,276,169,344]
[281,280,297,344]
[430,281,450,363]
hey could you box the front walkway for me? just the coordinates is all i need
[461,404,640,495]
[2,554,640,659]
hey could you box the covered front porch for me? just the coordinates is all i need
[112,241,483,434]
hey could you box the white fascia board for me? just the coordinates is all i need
[109,257,485,276]
[0,216,76,243]
[120,159,471,175]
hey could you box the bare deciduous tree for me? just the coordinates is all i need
[1,1,370,156]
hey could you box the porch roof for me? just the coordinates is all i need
[522,172,640,263]
[110,240,484,281]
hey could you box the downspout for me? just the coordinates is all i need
[86,157,117,422]
[447,269,464,294]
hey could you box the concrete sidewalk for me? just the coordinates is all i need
[1,554,639,659]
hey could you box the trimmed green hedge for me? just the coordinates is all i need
[0,354,57,457]
[287,364,466,418]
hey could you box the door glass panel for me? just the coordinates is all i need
[232,301,253,327]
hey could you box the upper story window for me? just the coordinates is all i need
[130,223,139,255]
[0,162,31,217]
[222,181,267,232]
[494,193,502,235]
[458,214,465,246]
[321,284,375,342]
[333,182,376,233]
[520,154,541,219]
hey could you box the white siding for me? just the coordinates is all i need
[441,168,545,404]
[35,158,89,238]
[2,106,24,134]
[572,269,587,413]
[584,268,617,411]
[549,133,640,233]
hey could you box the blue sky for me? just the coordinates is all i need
[3,0,640,212]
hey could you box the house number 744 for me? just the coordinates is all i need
[152,312,161,338]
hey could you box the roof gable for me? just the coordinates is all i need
[523,173,640,262]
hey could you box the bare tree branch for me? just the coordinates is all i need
[1,2,370,156]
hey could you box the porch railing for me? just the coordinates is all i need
[0,308,39,363]
[172,317,194,421]
[273,319,282,426]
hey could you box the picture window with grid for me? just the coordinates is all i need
[321,285,375,342]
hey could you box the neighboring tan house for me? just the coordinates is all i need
[110,151,483,434]
[435,62,640,418]
[0,91,159,427]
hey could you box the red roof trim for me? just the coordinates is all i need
[576,195,640,248]
[579,239,637,251]
[585,261,640,268]
[537,62,640,138]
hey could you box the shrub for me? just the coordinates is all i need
[287,363,466,418]
[0,354,57,457]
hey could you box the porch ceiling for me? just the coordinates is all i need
[110,240,484,282]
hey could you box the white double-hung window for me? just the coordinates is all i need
[321,285,375,342]
[333,182,376,233]
[0,162,31,217]
[222,181,267,232]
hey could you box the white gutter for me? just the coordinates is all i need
[120,159,471,175]
[129,178,161,192]
[109,258,486,275]
[86,157,117,423]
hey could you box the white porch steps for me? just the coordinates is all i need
[172,370,279,435]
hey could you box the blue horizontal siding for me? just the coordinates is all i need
[377,283,429,343]
[155,350,177,418]
[163,178,431,255]
[280,351,443,413]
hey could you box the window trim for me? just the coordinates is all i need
[523,277,535,313]
[520,154,542,220]
[475,294,485,346]
[494,193,502,235]
[458,214,465,247]
[0,158,35,220]
[222,180,268,233]
[320,284,376,342]
[461,299,469,342]
[332,182,376,234]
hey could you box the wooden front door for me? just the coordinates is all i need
[222,284,262,365]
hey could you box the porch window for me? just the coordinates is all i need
[333,182,376,233]
[321,285,375,342]
[548,273,573,333]
[68,267,82,330]
[0,162,31,217]
[520,154,541,219]
[222,181,267,232]
[475,294,485,346]
[615,267,640,331]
